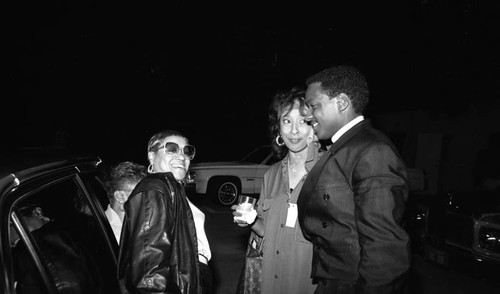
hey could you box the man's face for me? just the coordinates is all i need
[305,82,343,140]
[116,182,137,203]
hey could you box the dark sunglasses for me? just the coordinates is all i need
[157,142,196,160]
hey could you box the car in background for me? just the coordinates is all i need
[0,151,121,294]
[406,188,500,276]
[187,146,279,206]
[188,145,427,207]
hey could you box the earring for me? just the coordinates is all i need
[148,164,154,173]
[275,135,285,146]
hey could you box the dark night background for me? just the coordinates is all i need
[3,1,500,166]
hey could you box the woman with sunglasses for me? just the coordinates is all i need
[118,129,212,294]
[233,88,323,294]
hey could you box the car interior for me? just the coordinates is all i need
[9,171,120,294]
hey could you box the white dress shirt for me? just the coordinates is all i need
[105,204,123,243]
[331,115,365,144]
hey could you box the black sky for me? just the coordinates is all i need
[4,1,500,164]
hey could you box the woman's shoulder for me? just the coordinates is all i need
[131,173,176,196]
[264,159,284,177]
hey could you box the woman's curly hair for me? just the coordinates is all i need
[267,87,307,160]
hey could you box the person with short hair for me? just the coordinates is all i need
[118,129,213,294]
[103,161,147,243]
[298,65,411,294]
[12,202,102,294]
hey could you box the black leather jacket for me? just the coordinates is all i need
[13,221,103,294]
[118,172,200,294]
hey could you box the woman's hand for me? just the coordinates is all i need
[231,205,257,227]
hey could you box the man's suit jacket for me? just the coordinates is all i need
[297,119,410,294]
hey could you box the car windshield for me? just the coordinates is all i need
[241,146,271,164]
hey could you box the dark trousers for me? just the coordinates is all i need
[315,277,406,294]
[199,262,213,294]
[315,279,356,294]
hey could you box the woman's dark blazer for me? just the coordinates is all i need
[297,119,410,294]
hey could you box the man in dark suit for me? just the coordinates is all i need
[297,65,410,294]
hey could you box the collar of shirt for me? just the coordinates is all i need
[105,204,122,225]
[331,115,364,144]
[281,141,321,174]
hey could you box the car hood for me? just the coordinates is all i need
[190,161,257,169]
[478,213,500,224]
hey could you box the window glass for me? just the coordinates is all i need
[265,154,280,166]
[10,175,120,294]
[242,146,271,164]
[80,170,111,213]
[79,171,117,248]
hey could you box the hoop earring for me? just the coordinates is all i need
[148,164,154,173]
[275,135,285,147]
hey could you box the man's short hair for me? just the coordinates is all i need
[104,161,147,200]
[306,65,369,114]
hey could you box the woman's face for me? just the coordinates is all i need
[149,135,191,180]
[279,99,313,153]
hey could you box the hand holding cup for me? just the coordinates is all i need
[232,195,257,227]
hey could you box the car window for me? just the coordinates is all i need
[241,146,272,164]
[264,154,280,166]
[79,171,119,249]
[9,175,120,294]
[80,171,111,213]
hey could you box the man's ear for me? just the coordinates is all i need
[33,207,51,223]
[335,93,350,111]
[113,191,127,204]
[33,207,43,217]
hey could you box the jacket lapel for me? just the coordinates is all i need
[328,119,370,155]
[298,120,371,205]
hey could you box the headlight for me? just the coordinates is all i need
[477,227,500,254]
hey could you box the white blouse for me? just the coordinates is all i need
[187,198,212,264]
